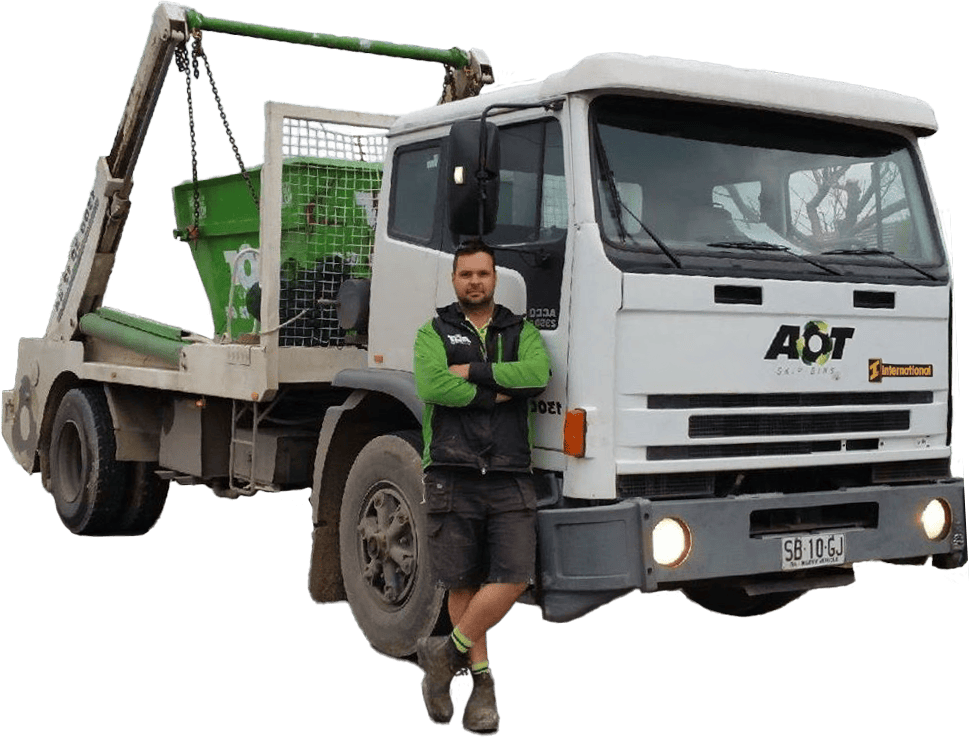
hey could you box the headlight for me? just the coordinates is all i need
[652,517,692,567]
[920,498,951,541]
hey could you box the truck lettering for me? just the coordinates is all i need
[868,359,934,383]
[52,189,99,322]
[764,321,854,365]
[530,399,562,415]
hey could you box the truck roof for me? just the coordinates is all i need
[391,53,938,137]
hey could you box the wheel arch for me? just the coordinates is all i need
[39,376,165,485]
[100,383,164,463]
[331,368,424,421]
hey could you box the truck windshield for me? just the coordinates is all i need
[590,95,946,282]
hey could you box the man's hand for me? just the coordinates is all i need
[450,364,510,402]
[448,364,471,380]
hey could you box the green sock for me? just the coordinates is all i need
[471,660,490,676]
[451,627,474,654]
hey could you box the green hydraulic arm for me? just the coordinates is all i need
[188,9,466,68]
[183,8,493,102]
[47,2,493,342]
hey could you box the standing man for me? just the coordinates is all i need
[413,242,550,733]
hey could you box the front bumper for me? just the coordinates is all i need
[536,478,966,622]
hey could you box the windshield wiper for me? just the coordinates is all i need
[707,240,840,276]
[820,247,940,281]
[592,127,681,269]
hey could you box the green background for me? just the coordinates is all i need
[0,0,970,737]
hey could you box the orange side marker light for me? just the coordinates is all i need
[563,408,587,458]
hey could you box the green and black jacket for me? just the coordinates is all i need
[414,302,550,473]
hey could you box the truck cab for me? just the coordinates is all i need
[365,54,965,620]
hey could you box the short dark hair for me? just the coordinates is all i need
[452,241,496,273]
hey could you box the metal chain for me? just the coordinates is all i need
[175,31,258,242]
[175,31,201,79]
[175,42,201,240]
[191,32,259,208]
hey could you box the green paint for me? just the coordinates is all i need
[184,8,469,67]
[79,310,190,367]
[95,307,189,343]
[173,157,383,339]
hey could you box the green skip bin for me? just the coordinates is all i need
[173,156,382,343]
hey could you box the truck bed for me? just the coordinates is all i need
[79,334,366,398]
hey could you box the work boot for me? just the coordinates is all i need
[417,635,468,723]
[463,671,499,733]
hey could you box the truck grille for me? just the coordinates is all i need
[650,440,845,461]
[750,502,879,536]
[619,459,951,501]
[643,391,929,462]
[649,391,932,410]
[688,410,909,438]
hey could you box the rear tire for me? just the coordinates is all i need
[49,386,168,536]
[339,432,445,658]
[115,462,169,535]
[49,387,128,535]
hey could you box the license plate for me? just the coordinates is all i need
[781,533,846,570]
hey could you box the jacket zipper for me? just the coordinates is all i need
[461,319,498,475]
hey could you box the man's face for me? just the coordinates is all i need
[452,251,497,310]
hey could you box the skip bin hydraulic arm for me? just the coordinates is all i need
[47,3,493,342]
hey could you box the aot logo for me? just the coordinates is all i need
[764,321,855,366]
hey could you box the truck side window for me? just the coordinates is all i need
[491,120,567,245]
[388,144,442,245]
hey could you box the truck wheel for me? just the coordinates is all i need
[683,586,803,617]
[339,431,445,658]
[49,387,128,535]
[115,462,169,535]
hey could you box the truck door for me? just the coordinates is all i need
[371,115,570,461]
[369,139,448,369]
[443,116,570,458]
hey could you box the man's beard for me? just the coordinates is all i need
[458,294,494,311]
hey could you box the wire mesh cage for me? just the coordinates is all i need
[173,113,388,343]
[277,117,387,347]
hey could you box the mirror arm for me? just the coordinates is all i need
[473,100,565,239]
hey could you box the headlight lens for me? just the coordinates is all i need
[920,498,951,541]
[652,517,692,567]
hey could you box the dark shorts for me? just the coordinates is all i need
[423,468,537,589]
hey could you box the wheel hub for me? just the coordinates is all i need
[357,484,417,607]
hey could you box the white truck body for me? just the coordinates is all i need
[365,54,962,622]
[2,8,963,652]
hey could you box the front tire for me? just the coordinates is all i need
[339,432,445,657]
[683,585,803,616]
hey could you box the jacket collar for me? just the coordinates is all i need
[437,302,521,330]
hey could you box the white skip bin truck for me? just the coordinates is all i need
[2,4,965,656]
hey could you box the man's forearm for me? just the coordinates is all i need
[466,325,550,397]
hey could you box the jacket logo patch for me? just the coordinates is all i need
[447,334,473,346]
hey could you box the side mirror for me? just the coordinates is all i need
[448,119,500,237]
